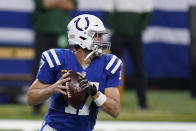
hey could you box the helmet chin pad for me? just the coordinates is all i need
[95,48,102,56]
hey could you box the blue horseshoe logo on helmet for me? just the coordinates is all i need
[75,17,90,31]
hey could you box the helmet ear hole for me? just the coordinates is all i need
[80,36,87,40]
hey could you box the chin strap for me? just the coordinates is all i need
[84,50,96,62]
[84,47,102,62]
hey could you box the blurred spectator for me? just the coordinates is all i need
[190,6,196,98]
[104,0,153,109]
[32,0,76,115]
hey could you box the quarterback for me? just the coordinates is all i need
[27,14,122,131]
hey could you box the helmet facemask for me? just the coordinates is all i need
[84,31,111,62]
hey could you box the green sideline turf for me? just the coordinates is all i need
[0,90,196,121]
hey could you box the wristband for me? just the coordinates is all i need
[94,92,107,106]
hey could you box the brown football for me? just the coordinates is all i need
[64,70,86,109]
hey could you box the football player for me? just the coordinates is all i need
[27,14,122,131]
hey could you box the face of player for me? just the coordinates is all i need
[92,33,110,55]
[93,33,104,46]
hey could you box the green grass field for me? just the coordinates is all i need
[0,89,196,121]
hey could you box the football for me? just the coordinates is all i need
[64,70,86,109]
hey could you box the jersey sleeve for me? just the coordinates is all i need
[105,54,123,88]
[36,49,62,84]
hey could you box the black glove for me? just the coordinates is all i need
[78,78,97,96]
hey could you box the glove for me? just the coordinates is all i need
[78,78,97,96]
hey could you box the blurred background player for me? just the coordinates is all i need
[27,14,122,130]
[104,0,153,109]
[32,0,76,115]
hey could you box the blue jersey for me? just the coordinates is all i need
[37,48,122,131]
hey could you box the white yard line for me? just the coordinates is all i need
[0,120,196,131]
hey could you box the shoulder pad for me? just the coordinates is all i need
[105,54,122,75]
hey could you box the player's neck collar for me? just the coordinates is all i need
[81,63,90,70]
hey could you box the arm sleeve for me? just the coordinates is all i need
[106,67,122,88]
[105,55,123,88]
[36,53,56,84]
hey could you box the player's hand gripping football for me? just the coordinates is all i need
[49,72,71,97]
[77,73,97,96]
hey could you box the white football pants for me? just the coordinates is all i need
[41,121,57,131]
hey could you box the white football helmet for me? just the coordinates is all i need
[67,14,111,61]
